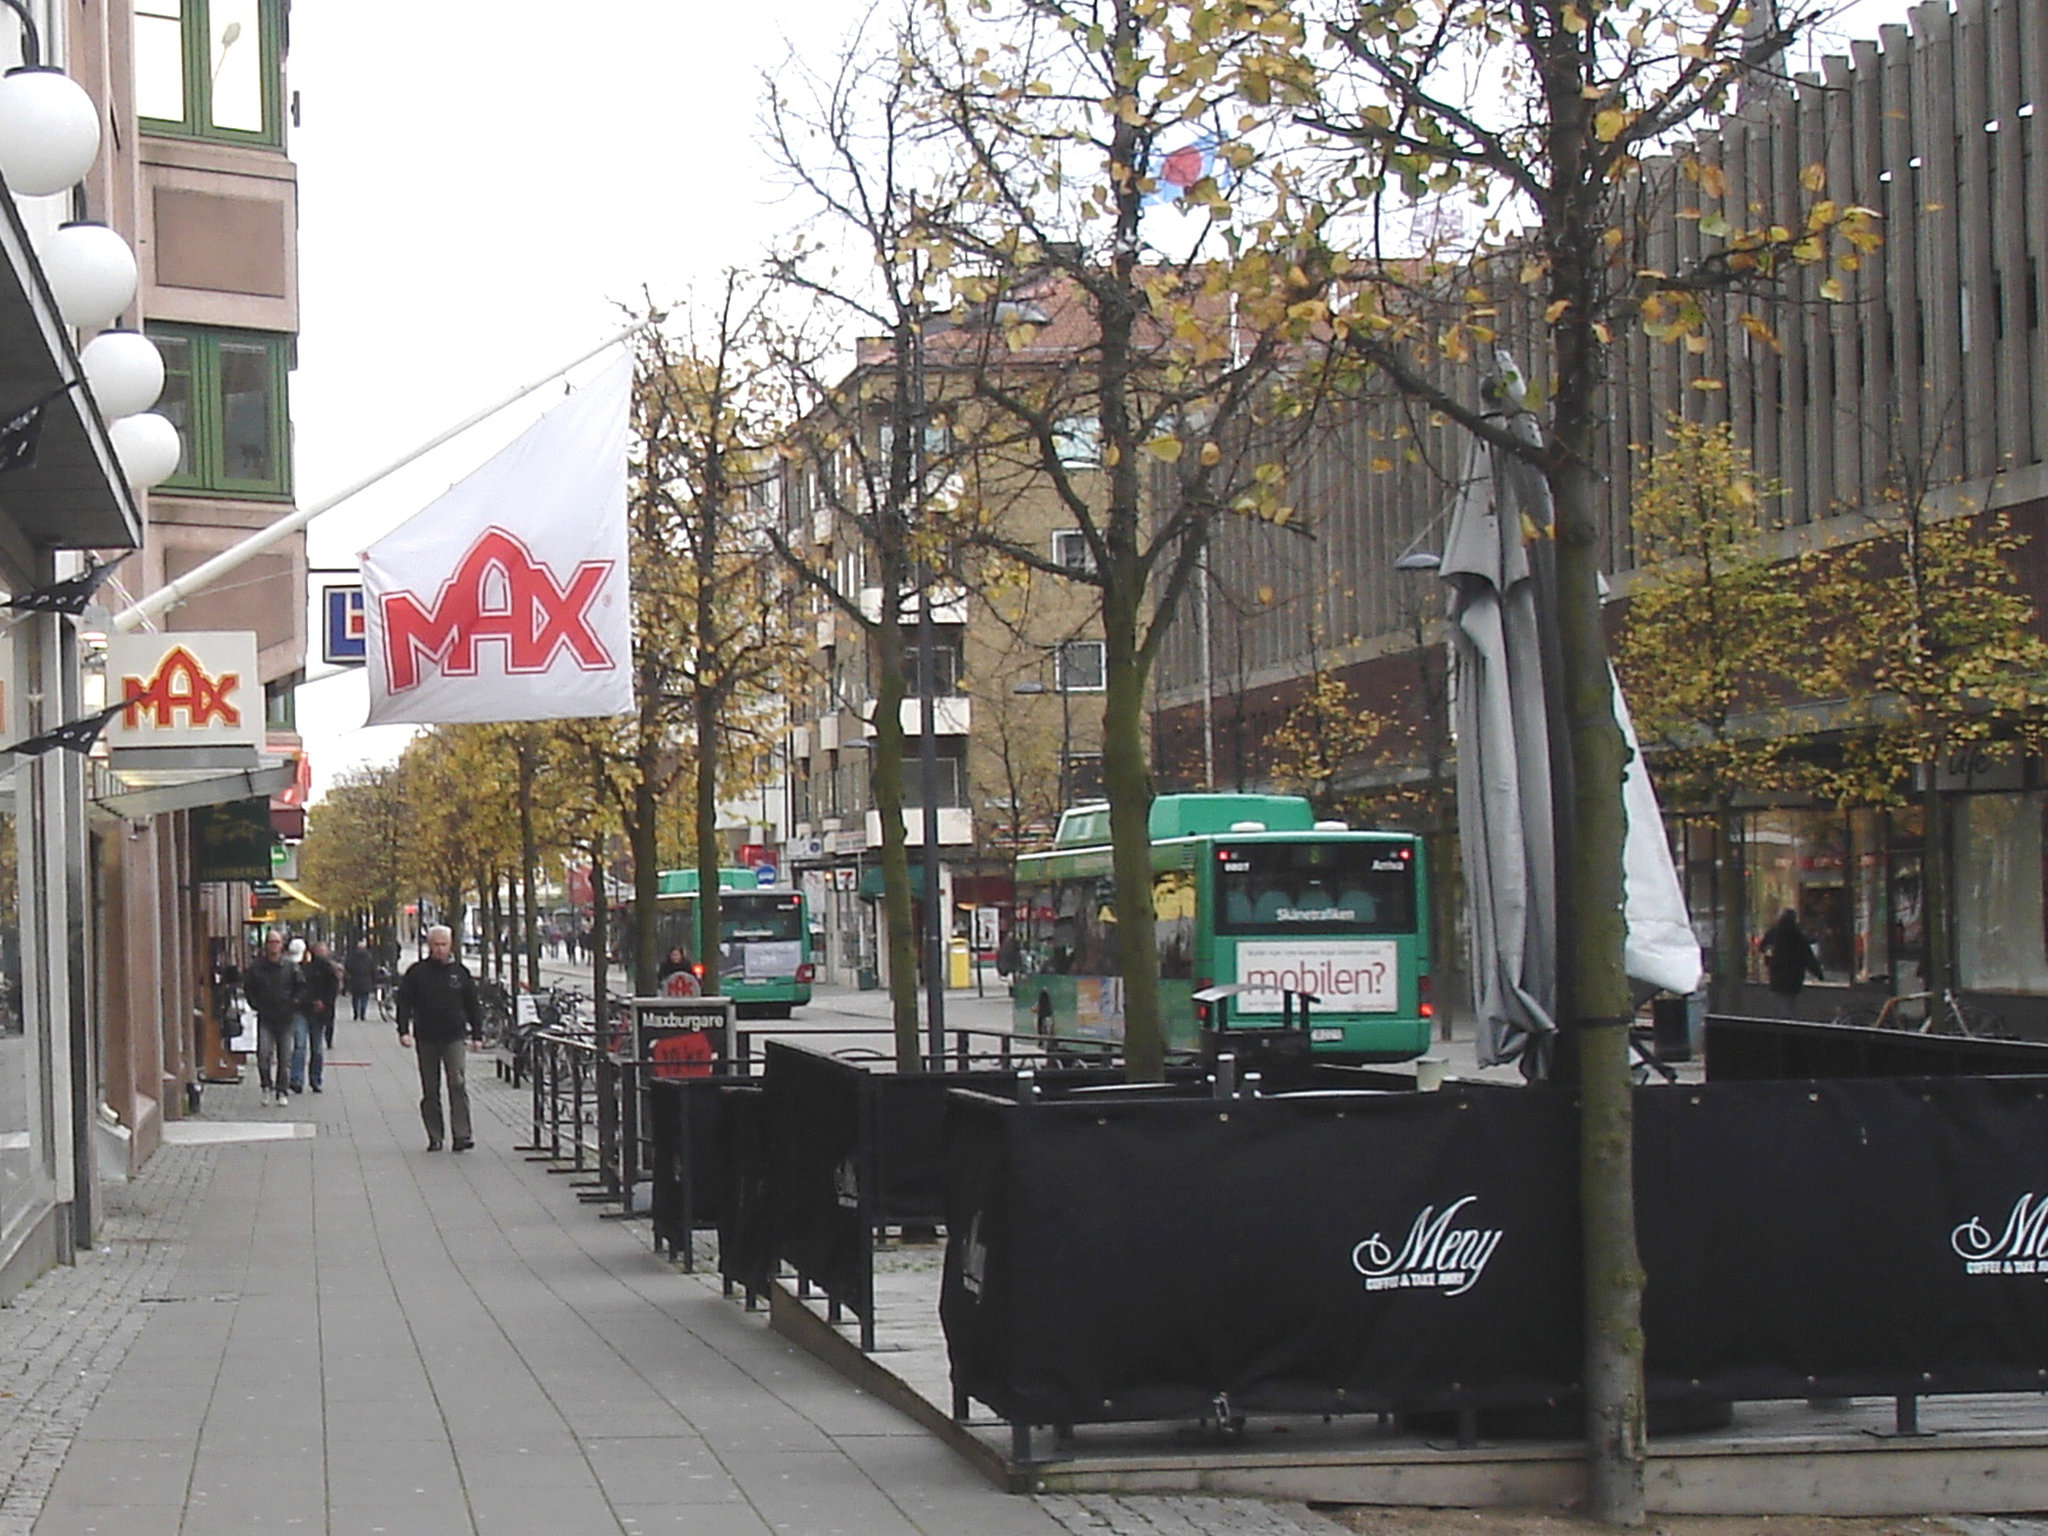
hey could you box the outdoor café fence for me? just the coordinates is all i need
[940,1071,2048,1454]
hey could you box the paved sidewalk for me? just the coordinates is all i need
[4,1019,1337,1536]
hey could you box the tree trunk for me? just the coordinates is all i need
[1553,406,1646,1525]
[631,768,661,996]
[1102,589,1162,1082]
[517,730,541,994]
[872,605,923,1072]
[697,690,724,997]
[1923,769,1950,999]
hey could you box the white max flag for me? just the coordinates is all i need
[361,353,634,725]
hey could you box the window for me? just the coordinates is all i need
[901,637,965,695]
[1052,530,1096,573]
[1052,414,1100,467]
[148,325,291,498]
[1056,639,1105,692]
[138,0,285,145]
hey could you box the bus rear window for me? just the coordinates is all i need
[724,896,804,944]
[1212,842,1416,935]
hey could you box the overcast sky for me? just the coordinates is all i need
[281,0,1916,800]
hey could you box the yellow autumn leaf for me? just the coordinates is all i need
[1595,108,1627,142]
[1800,162,1827,192]
[1819,277,1845,301]
[1200,441,1222,466]
[1146,436,1184,461]
[1544,299,1571,323]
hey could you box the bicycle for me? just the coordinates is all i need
[1832,988,2010,1040]
[373,970,397,1023]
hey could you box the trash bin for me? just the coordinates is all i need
[948,938,971,989]
[856,965,879,991]
[1651,994,1692,1063]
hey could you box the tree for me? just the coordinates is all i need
[1294,0,1877,1514]
[907,0,1338,1081]
[1808,444,2048,1001]
[1265,668,1395,817]
[299,763,409,956]
[764,28,975,1071]
[637,286,800,1000]
[1616,417,1808,1008]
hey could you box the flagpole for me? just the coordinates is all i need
[110,323,648,634]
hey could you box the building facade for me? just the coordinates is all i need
[0,0,305,1295]
[1150,2,2048,1027]
[775,317,1108,987]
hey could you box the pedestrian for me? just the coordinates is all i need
[304,940,342,1075]
[343,942,376,1021]
[283,938,317,1093]
[396,924,483,1152]
[1759,908,1825,1005]
[241,930,303,1106]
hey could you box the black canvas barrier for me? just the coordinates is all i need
[942,1076,2048,1428]
[646,1076,748,1263]
[1705,1013,2048,1080]
[716,1086,776,1298]
[763,1042,875,1323]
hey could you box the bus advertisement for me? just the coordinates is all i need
[1010,794,1432,1062]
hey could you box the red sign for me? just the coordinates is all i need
[379,527,615,693]
[122,646,240,730]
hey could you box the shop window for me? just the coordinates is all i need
[1955,792,2048,991]
[137,0,286,146]
[147,325,292,499]
[1742,809,1854,983]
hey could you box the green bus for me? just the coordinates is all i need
[1010,793,1433,1062]
[651,869,814,1018]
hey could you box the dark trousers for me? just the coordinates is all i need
[414,1036,472,1145]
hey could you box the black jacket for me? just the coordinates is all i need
[242,955,304,1033]
[342,947,377,993]
[396,956,481,1041]
[302,956,341,1021]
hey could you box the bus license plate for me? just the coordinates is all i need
[1311,1028,1343,1043]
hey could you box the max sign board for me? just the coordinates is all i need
[105,631,262,750]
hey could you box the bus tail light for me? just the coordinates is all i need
[691,962,706,980]
[796,963,816,984]
[1418,973,1434,1019]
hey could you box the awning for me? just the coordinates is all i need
[92,757,296,818]
[271,879,323,916]
[0,192,142,551]
[858,860,931,901]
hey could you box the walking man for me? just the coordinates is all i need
[396,924,482,1152]
[242,931,303,1106]
[303,940,341,1087]
[343,942,376,1021]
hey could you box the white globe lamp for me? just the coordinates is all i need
[79,329,164,420]
[0,67,100,196]
[41,222,136,329]
[108,411,181,490]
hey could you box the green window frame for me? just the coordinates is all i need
[136,0,286,147]
[146,324,293,499]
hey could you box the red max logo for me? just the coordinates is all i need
[378,527,616,693]
[122,646,241,729]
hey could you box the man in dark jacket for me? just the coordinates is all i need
[1760,908,1826,1005]
[241,931,304,1107]
[396,924,482,1152]
[343,943,377,1021]
[302,940,342,1083]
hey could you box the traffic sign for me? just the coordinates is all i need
[754,864,778,887]
[322,584,366,666]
